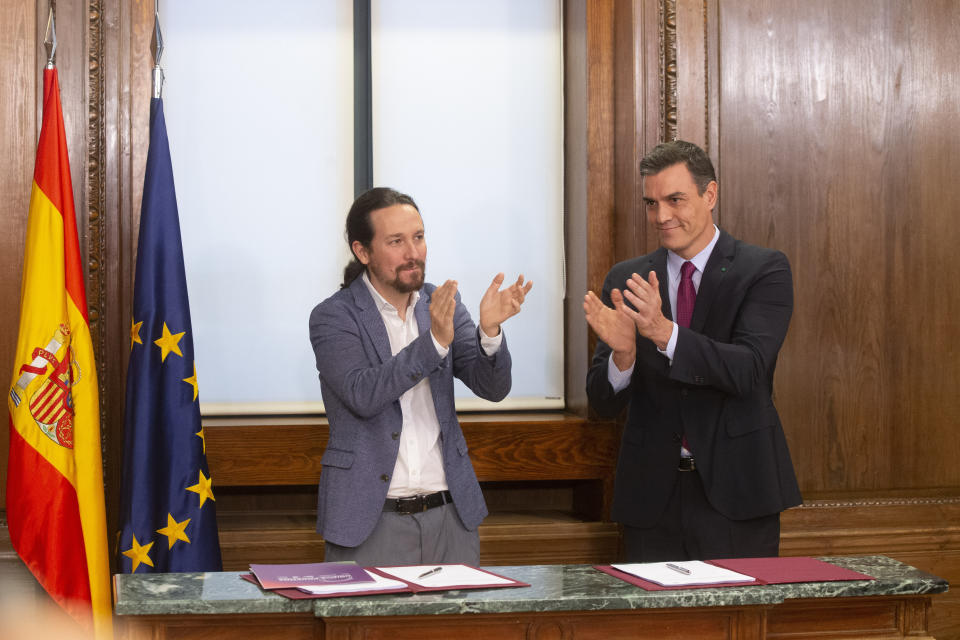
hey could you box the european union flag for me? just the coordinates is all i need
[117,97,222,573]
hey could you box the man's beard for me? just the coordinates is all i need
[387,260,425,293]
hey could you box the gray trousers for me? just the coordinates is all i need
[323,503,480,567]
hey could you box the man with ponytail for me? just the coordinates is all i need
[309,187,532,566]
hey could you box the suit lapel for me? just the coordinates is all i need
[691,229,735,332]
[350,277,392,364]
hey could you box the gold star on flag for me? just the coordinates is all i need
[156,513,191,550]
[196,425,206,454]
[154,322,185,362]
[122,534,155,573]
[130,319,143,350]
[186,470,215,508]
[183,363,199,401]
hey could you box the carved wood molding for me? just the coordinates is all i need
[701,0,709,153]
[660,0,678,141]
[798,496,960,509]
[86,0,107,439]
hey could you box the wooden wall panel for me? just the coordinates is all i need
[675,0,707,149]
[709,0,960,493]
[583,0,616,296]
[0,0,35,512]
[613,0,645,265]
[886,2,960,487]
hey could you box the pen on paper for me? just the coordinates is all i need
[665,563,691,575]
[417,567,443,579]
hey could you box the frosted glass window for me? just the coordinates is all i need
[159,0,354,413]
[371,0,564,409]
[153,1,563,413]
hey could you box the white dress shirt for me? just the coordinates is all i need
[362,273,501,498]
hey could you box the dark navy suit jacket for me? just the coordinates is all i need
[309,277,511,547]
[587,229,802,527]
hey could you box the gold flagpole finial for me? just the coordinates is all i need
[44,5,57,69]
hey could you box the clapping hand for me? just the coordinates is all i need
[479,273,533,337]
[620,271,672,349]
[430,279,458,347]
[583,288,638,370]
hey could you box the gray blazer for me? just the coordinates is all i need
[309,277,512,547]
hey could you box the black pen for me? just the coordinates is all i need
[665,563,691,575]
[417,566,443,579]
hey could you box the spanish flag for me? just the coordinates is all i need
[6,67,112,638]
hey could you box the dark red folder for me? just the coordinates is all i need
[242,565,529,600]
[596,557,874,591]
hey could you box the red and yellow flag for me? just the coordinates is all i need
[6,67,112,638]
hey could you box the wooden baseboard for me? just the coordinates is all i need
[781,495,960,556]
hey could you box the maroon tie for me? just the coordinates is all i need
[676,261,696,328]
[677,261,696,455]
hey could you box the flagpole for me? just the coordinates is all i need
[151,0,164,99]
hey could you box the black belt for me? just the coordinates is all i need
[383,490,453,515]
[678,456,697,472]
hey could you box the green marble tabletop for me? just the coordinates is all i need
[113,555,947,618]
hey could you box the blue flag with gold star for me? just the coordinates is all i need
[117,97,222,573]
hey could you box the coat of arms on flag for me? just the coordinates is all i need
[10,323,81,448]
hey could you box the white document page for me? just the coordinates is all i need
[611,561,757,587]
[298,570,407,595]
[376,564,515,588]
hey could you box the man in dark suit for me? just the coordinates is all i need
[584,140,801,562]
[309,187,532,566]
